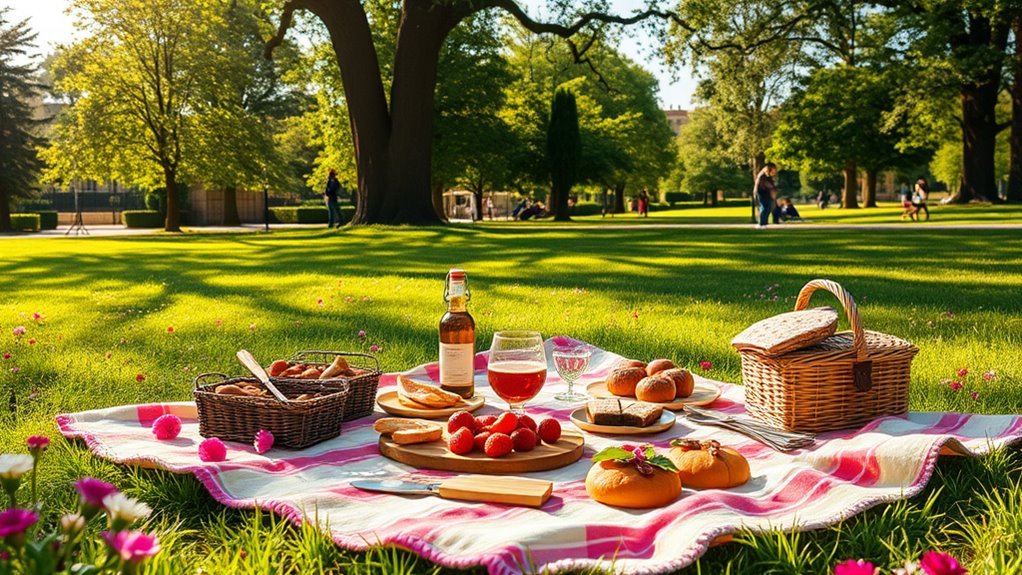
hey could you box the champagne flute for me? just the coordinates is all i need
[487,331,546,413]
[553,345,591,402]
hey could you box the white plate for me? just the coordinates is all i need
[569,405,676,435]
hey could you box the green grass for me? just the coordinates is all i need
[2,226,1021,574]
[482,201,1022,226]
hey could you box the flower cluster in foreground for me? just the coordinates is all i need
[1,437,161,574]
[836,550,967,575]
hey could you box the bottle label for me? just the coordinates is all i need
[439,342,474,384]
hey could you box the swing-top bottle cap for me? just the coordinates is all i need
[448,268,466,281]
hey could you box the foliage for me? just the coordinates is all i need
[8,214,41,232]
[33,212,58,231]
[548,87,582,220]
[664,108,748,198]
[121,211,166,229]
[0,9,44,231]
[269,206,329,224]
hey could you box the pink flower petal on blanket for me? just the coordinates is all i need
[198,438,227,462]
[254,430,274,454]
[152,415,182,440]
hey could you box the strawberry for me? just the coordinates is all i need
[537,418,561,444]
[490,412,519,435]
[484,433,514,457]
[448,427,474,455]
[510,428,537,452]
[517,414,537,432]
[474,414,497,430]
[447,410,476,434]
[473,431,491,452]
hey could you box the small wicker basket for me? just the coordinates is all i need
[736,279,918,432]
[193,374,349,449]
[271,351,381,422]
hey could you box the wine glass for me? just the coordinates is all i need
[487,331,546,413]
[553,345,591,403]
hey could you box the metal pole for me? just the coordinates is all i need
[263,184,269,232]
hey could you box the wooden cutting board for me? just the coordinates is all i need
[379,430,585,474]
[586,378,721,410]
[438,475,553,507]
[376,391,485,419]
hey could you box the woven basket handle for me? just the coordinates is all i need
[794,279,873,391]
[194,372,229,389]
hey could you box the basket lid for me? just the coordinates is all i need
[731,306,838,356]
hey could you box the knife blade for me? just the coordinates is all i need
[351,474,553,507]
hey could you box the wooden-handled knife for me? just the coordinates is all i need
[351,474,552,507]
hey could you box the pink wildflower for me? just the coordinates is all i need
[2,352,8,360]
[919,551,967,575]
[370,345,380,353]
[26,436,49,455]
[699,361,713,371]
[0,508,38,543]
[835,559,877,575]
[31,313,42,321]
[358,330,367,340]
[970,391,979,401]
[198,438,227,462]
[167,326,174,333]
[10,367,19,374]
[254,430,274,454]
[12,326,26,337]
[982,371,996,381]
[317,298,324,306]
[215,319,223,326]
[957,368,969,378]
[102,530,161,563]
[135,374,146,382]
[74,478,118,510]
[151,415,182,440]
[949,381,963,391]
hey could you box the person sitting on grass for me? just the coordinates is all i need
[779,197,803,221]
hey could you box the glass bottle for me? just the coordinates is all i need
[439,268,475,398]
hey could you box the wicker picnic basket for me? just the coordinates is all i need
[193,373,350,449]
[271,351,381,422]
[734,279,918,432]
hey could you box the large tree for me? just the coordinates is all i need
[44,0,230,232]
[0,9,42,232]
[267,0,693,225]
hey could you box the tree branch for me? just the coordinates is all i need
[265,0,306,60]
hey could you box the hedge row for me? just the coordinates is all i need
[269,206,355,224]
[122,210,165,228]
[36,211,58,230]
[570,201,604,216]
[10,214,41,232]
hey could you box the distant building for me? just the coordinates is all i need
[663,107,690,135]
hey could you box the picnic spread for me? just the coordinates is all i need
[54,279,1022,574]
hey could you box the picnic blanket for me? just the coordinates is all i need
[57,338,1022,575]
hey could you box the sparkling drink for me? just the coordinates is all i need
[552,346,591,403]
[488,360,547,405]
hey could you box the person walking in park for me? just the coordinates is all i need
[900,182,917,220]
[485,195,495,220]
[754,163,779,228]
[913,176,930,221]
[638,190,650,217]
[324,169,343,228]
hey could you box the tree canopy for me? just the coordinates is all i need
[0,8,43,231]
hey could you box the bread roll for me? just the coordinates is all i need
[614,359,646,370]
[606,367,646,396]
[635,375,676,403]
[662,368,695,398]
[667,439,750,489]
[585,460,681,508]
[645,359,676,376]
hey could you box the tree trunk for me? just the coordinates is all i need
[164,167,181,232]
[473,189,483,221]
[222,186,240,226]
[842,160,859,209]
[311,0,392,225]
[431,181,445,220]
[949,11,1008,204]
[863,170,877,207]
[613,183,626,213]
[0,187,10,232]
[1008,15,1022,203]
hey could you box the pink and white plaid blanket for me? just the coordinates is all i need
[57,338,1022,575]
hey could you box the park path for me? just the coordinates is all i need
[1,222,1020,239]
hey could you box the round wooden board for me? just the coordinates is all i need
[379,430,585,474]
[569,406,677,435]
[376,391,485,419]
[585,379,721,410]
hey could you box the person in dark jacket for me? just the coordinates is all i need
[754,162,779,228]
[325,170,343,228]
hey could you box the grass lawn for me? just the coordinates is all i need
[2,226,1021,574]
[481,201,1022,226]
